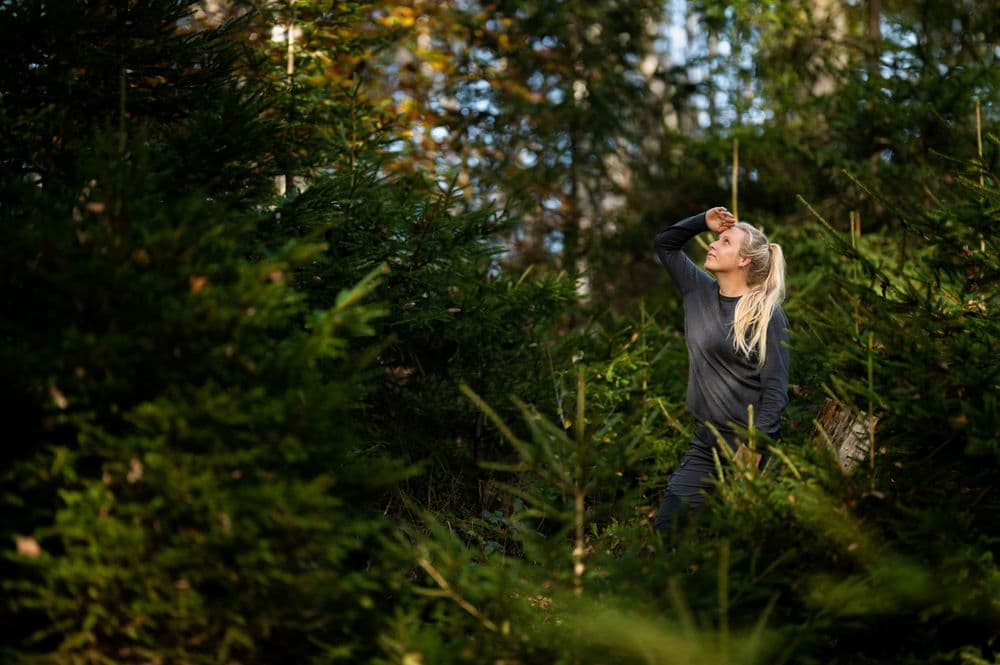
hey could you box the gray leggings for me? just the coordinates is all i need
[653,427,771,531]
[653,439,719,531]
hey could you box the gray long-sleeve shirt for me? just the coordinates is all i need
[655,212,790,439]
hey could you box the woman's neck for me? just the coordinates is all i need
[717,272,751,298]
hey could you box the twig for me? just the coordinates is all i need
[546,346,567,428]
[732,138,740,221]
[416,557,498,632]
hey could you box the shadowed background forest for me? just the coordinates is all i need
[1,1,998,663]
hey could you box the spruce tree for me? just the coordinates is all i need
[0,1,402,660]
[245,1,580,521]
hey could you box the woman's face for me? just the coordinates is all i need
[705,227,750,274]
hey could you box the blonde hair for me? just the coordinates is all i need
[731,222,785,368]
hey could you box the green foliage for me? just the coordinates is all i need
[0,1,406,661]
[383,149,1000,663]
[263,161,575,517]
[3,0,999,663]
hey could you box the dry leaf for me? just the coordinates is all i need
[49,385,68,410]
[189,275,209,293]
[16,537,41,558]
[127,458,143,483]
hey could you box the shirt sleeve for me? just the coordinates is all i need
[654,212,716,295]
[756,307,790,437]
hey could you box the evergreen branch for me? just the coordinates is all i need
[510,396,567,480]
[654,398,690,436]
[334,262,389,310]
[796,193,897,298]
[459,384,533,463]
[415,557,499,633]
[764,444,802,482]
[493,479,565,520]
[667,578,697,638]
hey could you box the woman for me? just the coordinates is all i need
[652,206,790,531]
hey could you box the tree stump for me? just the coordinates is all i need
[816,398,878,473]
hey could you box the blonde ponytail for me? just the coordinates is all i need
[730,224,786,367]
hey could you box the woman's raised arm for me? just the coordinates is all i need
[654,211,716,295]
